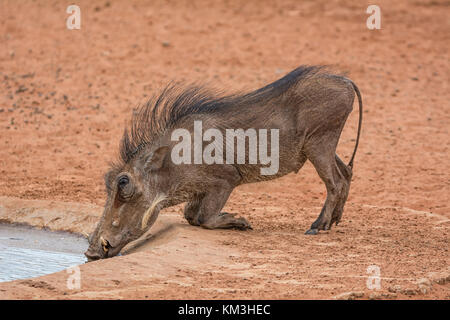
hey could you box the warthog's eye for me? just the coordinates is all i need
[117,175,134,200]
[118,176,129,189]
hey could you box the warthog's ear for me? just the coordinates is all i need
[144,146,170,171]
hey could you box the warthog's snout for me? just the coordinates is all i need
[84,248,103,262]
[84,236,115,262]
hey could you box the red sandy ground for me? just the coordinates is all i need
[0,0,448,299]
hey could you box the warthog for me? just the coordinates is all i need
[85,66,363,261]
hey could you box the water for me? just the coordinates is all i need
[0,224,88,282]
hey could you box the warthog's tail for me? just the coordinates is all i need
[347,80,363,169]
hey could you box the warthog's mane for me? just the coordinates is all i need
[115,65,326,168]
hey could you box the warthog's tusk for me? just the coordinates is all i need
[81,231,90,239]
[100,236,109,252]
[100,236,108,247]
[141,194,166,230]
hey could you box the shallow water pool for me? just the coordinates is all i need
[0,224,88,282]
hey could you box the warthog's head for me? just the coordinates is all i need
[84,145,171,261]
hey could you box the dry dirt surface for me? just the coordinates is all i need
[0,0,449,299]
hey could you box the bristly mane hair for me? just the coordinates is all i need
[116,65,325,167]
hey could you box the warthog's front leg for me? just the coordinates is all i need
[184,166,251,230]
[202,211,252,230]
[199,183,252,230]
[184,196,252,230]
[190,185,251,231]
[184,194,204,226]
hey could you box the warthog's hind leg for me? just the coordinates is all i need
[330,155,353,226]
[305,146,347,235]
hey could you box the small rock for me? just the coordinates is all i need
[381,292,397,299]
[417,278,431,287]
[368,292,382,300]
[333,291,364,300]
[401,288,418,296]
[15,86,28,94]
[417,278,432,294]
[21,73,35,79]
[388,285,402,293]
[434,274,450,285]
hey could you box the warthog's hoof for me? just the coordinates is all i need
[231,216,253,230]
[239,218,253,230]
[305,228,319,235]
